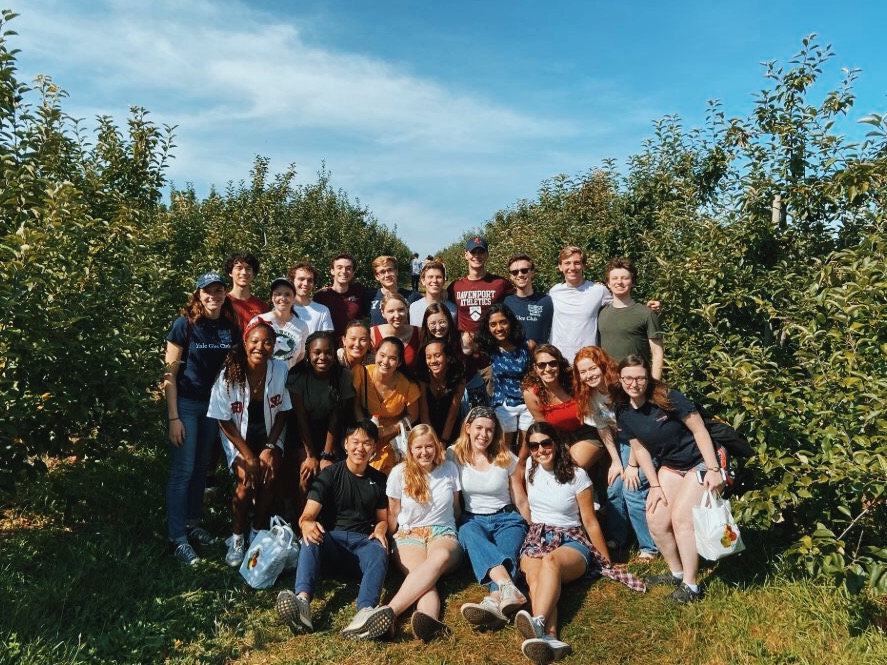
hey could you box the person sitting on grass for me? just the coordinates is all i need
[514,423,645,664]
[378,424,463,642]
[208,319,291,567]
[275,420,393,641]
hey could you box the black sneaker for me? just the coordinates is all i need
[187,526,217,547]
[276,590,313,634]
[670,582,702,603]
[410,610,450,642]
[645,572,681,587]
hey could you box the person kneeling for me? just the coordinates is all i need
[275,420,393,640]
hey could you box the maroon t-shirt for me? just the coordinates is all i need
[227,294,268,332]
[314,283,368,339]
[446,273,513,333]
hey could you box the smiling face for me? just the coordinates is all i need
[382,298,408,328]
[488,311,511,343]
[533,351,560,386]
[466,416,496,454]
[199,283,226,318]
[464,247,488,272]
[374,261,398,289]
[374,341,401,376]
[422,267,445,298]
[527,431,556,469]
[229,260,255,288]
[293,268,315,299]
[409,433,438,471]
[558,252,586,286]
[619,365,649,404]
[424,341,447,377]
[576,357,604,392]
[271,283,295,315]
[307,336,334,375]
[330,258,355,289]
[245,325,275,368]
[344,427,376,468]
[508,259,534,290]
[607,267,634,298]
[426,311,450,339]
[342,325,370,364]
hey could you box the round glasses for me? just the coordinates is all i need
[620,376,648,385]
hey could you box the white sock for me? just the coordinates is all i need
[686,583,700,592]
[671,571,684,580]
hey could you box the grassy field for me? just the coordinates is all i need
[2,444,886,665]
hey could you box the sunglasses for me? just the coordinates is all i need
[509,267,532,276]
[527,438,555,451]
[535,360,558,370]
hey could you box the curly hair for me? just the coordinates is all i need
[224,251,260,276]
[450,406,511,469]
[183,288,239,332]
[614,354,674,411]
[292,331,345,411]
[521,343,573,403]
[421,302,460,349]
[572,345,619,421]
[415,338,464,388]
[221,320,275,390]
[526,422,575,486]
[402,424,446,504]
[475,303,525,355]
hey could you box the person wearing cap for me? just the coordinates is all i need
[208,319,292,567]
[163,270,239,565]
[288,261,335,334]
[313,252,369,340]
[225,251,268,331]
[447,237,513,337]
[365,255,421,326]
[253,277,309,369]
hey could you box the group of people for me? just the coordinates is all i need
[161,240,728,664]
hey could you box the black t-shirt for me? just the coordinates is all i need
[617,389,702,469]
[307,461,388,534]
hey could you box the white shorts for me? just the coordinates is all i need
[495,403,533,433]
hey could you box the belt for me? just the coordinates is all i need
[465,504,516,516]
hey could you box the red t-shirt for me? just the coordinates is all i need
[314,283,368,339]
[228,294,268,332]
[446,273,513,333]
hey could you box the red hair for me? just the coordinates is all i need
[572,345,619,421]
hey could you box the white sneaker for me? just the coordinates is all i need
[514,609,544,640]
[225,534,245,568]
[498,581,527,616]
[460,596,507,627]
[341,605,394,640]
[521,635,572,664]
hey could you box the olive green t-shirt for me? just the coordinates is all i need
[598,302,661,364]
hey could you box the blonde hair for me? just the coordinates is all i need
[451,406,511,468]
[372,255,398,274]
[558,245,587,264]
[403,424,445,504]
[381,291,409,313]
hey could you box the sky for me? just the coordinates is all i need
[9,0,887,257]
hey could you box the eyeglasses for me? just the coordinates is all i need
[527,438,555,451]
[509,267,532,276]
[535,360,558,370]
[620,376,648,385]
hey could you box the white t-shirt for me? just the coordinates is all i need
[255,312,309,366]
[525,464,591,528]
[387,460,461,530]
[446,448,516,514]
[585,390,616,430]
[409,297,457,327]
[548,280,611,363]
[293,301,334,335]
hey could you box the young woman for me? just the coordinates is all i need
[417,338,465,444]
[371,292,421,373]
[447,407,530,628]
[255,277,310,368]
[475,304,533,453]
[573,346,657,560]
[208,319,291,567]
[615,354,726,603]
[287,331,356,513]
[382,425,463,641]
[163,271,238,565]
[522,344,610,473]
[515,423,644,664]
[338,319,372,369]
[353,336,420,474]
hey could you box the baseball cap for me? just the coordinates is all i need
[195,271,225,289]
[465,237,489,252]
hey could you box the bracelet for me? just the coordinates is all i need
[650,484,661,488]
[169,417,180,422]
[706,466,719,472]
[265,443,278,451]
[628,463,639,469]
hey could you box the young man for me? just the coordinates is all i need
[365,255,421,326]
[276,420,393,640]
[446,237,513,336]
[288,261,334,334]
[503,254,553,345]
[410,252,422,292]
[225,251,268,331]
[598,258,664,379]
[409,260,456,326]
[313,253,368,340]
[548,246,611,364]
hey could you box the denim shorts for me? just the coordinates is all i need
[542,530,592,572]
[394,524,458,549]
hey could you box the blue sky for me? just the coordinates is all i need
[11,0,886,257]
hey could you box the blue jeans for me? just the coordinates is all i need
[604,439,658,554]
[295,530,389,610]
[166,397,217,542]
[457,509,528,590]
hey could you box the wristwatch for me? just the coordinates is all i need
[319,451,337,462]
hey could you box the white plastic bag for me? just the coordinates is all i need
[239,516,295,588]
[272,515,301,572]
[692,489,745,561]
[391,419,411,462]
